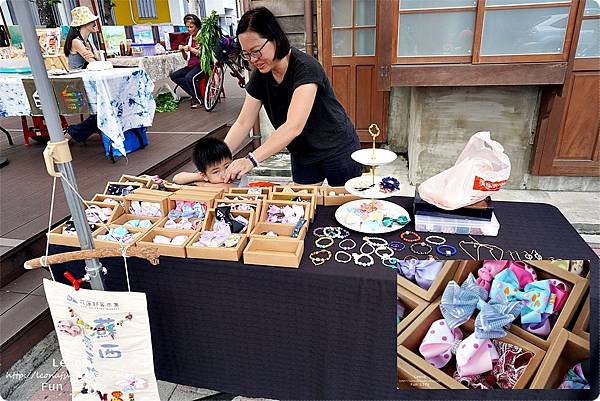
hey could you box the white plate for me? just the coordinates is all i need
[335,199,411,234]
[351,148,397,166]
[344,175,402,199]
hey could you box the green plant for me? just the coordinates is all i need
[195,10,221,75]
[155,93,178,113]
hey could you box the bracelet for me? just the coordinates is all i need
[335,250,352,263]
[315,236,334,249]
[410,242,432,255]
[425,235,446,245]
[436,244,457,257]
[309,250,331,266]
[291,218,307,238]
[400,231,421,243]
[359,242,376,255]
[246,152,259,167]
[324,226,350,239]
[375,246,394,260]
[338,238,357,251]
[313,227,326,237]
[363,236,388,247]
[382,257,399,269]
[352,253,374,267]
[389,241,406,251]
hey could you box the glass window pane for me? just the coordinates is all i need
[576,19,600,57]
[355,0,376,26]
[584,0,600,16]
[354,28,376,55]
[333,29,352,56]
[332,0,352,27]
[486,0,568,5]
[481,7,570,55]
[400,0,476,9]
[397,12,476,56]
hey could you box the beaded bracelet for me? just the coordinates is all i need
[352,253,374,267]
[309,250,331,266]
[382,257,399,269]
[425,235,446,245]
[335,250,352,264]
[400,231,421,243]
[313,227,326,237]
[315,236,334,249]
[324,226,350,239]
[375,246,394,260]
[410,242,432,255]
[389,241,406,251]
[339,238,357,251]
[363,236,388,247]
[436,244,457,257]
[359,242,376,255]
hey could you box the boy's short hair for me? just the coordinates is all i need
[192,137,232,173]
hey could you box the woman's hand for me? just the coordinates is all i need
[224,157,254,183]
[183,45,190,52]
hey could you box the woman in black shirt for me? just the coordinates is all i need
[223,7,361,186]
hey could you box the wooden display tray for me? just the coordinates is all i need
[527,260,590,280]
[397,356,446,389]
[215,198,262,225]
[269,192,316,222]
[250,222,307,241]
[397,260,461,302]
[131,188,173,198]
[175,188,223,201]
[168,192,215,212]
[258,200,311,226]
[572,293,590,341]
[111,214,161,230]
[118,174,153,188]
[454,260,588,350]
[92,225,145,249]
[397,283,428,336]
[123,193,170,218]
[397,301,545,389]
[319,186,361,206]
[104,181,143,195]
[154,216,203,231]
[91,193,125,206]
[243,237,304,268]
[530,329,590,389]
[229,187,271,196]
[185,209,254,261]
[220,193,268,203]
[137,228,195,258]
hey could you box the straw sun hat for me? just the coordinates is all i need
[70,6,99,27]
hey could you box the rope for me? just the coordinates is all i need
[43,175,58,281]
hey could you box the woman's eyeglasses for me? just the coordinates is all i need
[240,39,269,61]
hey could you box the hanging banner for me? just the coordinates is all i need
[43,279,160,401]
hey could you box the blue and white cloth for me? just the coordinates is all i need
[0,68,155,155]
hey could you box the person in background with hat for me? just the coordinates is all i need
[63,6,100,142]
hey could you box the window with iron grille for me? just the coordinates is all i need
[137,0,157,19]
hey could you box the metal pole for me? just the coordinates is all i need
[13,0,105,290]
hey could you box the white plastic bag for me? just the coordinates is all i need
[418,131,511,210]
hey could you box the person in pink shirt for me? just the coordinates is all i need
[170,14,204,109]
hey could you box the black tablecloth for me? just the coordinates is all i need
[49,197,599,399]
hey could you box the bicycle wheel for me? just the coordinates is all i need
[203,64,224,112]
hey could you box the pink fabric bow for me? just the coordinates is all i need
[476,261,510,292]
[550,279,571,313]
[419,319,499,377]
[508,262,537,288]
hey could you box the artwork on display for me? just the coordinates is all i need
[158,25,175,49]
[103,26,127,56]
[60,25,70,47]
[133,25,154,44]
[43,279,160,400]
[36,28,61,56]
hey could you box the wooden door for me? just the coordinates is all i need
[321,0,388,143]
[531,0,600,176]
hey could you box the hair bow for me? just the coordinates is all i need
[419,319,499,377]
[476,261,526,293]
[397,260,444,290]
[382,215,409,228]
[489,269,554,324]
[521,313,555,337]
[215,205,246,233]
[397,301,406,325]
[559,361,591,389]
[440,274,522,339]
[508,262,537,288]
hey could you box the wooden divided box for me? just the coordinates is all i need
[397,301,545,389]
[104,181,143,196]
[397,283,428,335]
[229,186,271,196]
[118,174,153,188]
[271,185,318,220]
[319,186,360,206]
[167,191,215,215]
[572,293,590,341]
[111,214,161,231]
[250,221,307,241]
[137,228,195,258]
[397,260,461,302]
[530,329,590,389]
[92,224,145,249]
[91,193,125,206]
[454,260,588,350]
[186,209,254,261]
[259,200,311,227]
[215,198,262,225]
[270,192,316,221]
[243,237,304,268]
[123,192,170,218]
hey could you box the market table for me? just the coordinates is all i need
[48,197,598,399]
[109,53,186,82]
[0,67,155,154]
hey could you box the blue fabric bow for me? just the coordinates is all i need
[440,274,522,339]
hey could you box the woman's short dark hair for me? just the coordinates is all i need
[183,14,202,30]
[236,7,290,60]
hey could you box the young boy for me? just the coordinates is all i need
[173,137,236,188]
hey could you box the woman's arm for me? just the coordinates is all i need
[224,83,318,182]
[172,171,204,185]
[223,93,263,153]
[71,39,98,63]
